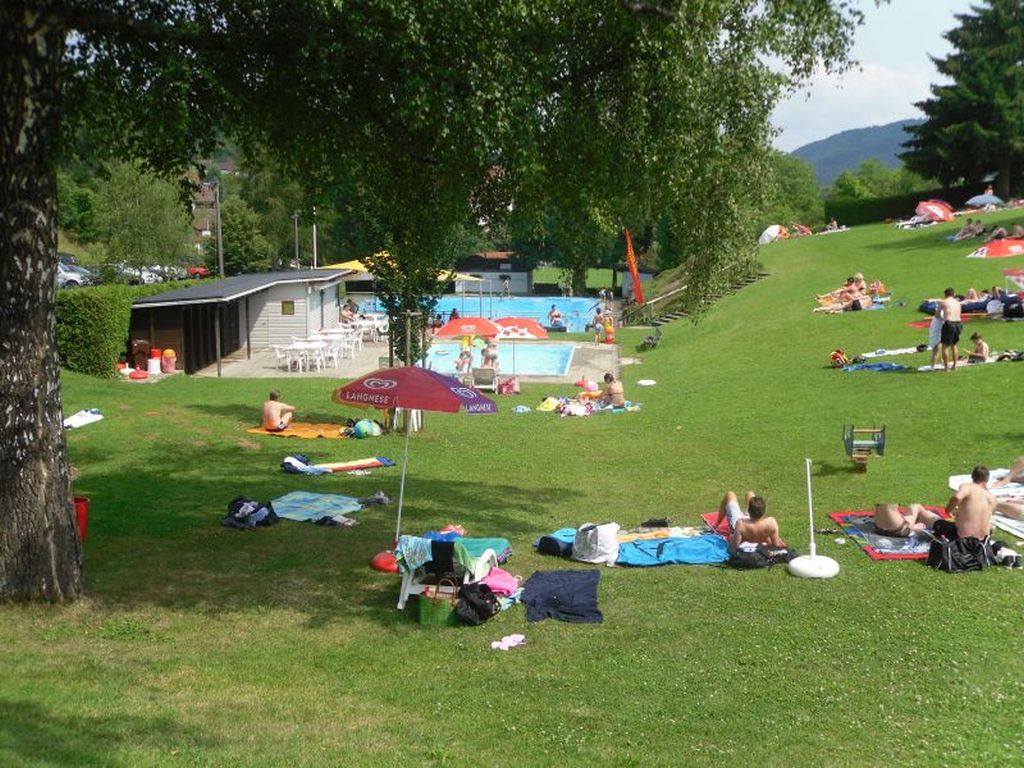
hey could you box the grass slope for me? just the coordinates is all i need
[3,214,1024,766]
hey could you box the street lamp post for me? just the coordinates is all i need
[292,211,300,269]
[214,181,225,279]
[311,205,318,270]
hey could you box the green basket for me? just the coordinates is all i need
[417,580,459,626]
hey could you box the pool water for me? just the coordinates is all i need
[360,295,601,334]
[423,341,576,377]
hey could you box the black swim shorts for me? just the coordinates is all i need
[940,321,963,346]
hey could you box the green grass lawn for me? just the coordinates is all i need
[5,213,1024,766]
[533,266,613,290]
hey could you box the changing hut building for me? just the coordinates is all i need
[129,270,349,375]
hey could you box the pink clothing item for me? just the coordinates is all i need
[481,566,519,596]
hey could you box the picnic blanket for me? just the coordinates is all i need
[616,535,729,566]
[522,570,602,623]
[701,512,730,538]
[842,362,910,372]
[860,347,923,359]
[63,408,103,429]
[247,423,347,439]
[907,314,984,329]
[917,359,995,372]
[270,491,363,522]
[992,514,1024,541]
[828,508,949,560]
[948,470,1024,500]
[316,457,395,472]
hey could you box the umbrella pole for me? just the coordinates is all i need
[395,407,412,543]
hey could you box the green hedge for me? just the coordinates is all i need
[56,281,198,377]
[825,183,976,226]
[56,286,133,377]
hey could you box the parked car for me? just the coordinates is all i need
[186,265,211,278]
[56,262,89,288]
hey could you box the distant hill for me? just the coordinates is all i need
[791,118,924,187]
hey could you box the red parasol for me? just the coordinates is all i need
[332,367,496,540]
[915,200,954,223]
[433,316,501,338]
[494,317,548,339]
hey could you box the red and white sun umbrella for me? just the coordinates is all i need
[968,239,1024,259]
[332,367,496,540]
[494,317,548,339]
[433,316,501,338]
[915,200,954,223]
[1003,269,1024,290]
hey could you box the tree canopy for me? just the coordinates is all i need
[1,0,863,601]
[901,0,1024,197]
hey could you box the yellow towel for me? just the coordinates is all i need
[246,423,348,439]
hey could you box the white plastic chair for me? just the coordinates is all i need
[395,536,498,610]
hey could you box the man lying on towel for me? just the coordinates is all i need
[872,503,934,537]
[712,490,787,547]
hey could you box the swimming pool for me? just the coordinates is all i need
[423,341,576,377]
[359,295,600,333]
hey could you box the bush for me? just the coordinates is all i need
[55,286,133,377]
[825,183,976,226]
[55,282,198,377]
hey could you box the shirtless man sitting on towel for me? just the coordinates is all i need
[262,390,296,432]
[910,466,1022,538]
[713,491,786,548]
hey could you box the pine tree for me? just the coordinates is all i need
[902,0,1024,197]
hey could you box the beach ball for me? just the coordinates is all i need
[353,419,375,438]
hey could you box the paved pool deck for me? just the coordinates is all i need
[192,339,618,383]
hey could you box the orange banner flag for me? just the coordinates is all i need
[624,228,645,305]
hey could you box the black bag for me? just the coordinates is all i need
[1003,297,1024,318]
[455,582,500,626]
[926,536,996,573]
[536,535,573,558]
[727,544,798,569]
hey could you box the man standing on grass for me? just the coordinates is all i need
[938,287,962,370]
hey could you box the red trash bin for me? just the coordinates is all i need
[73,496,89,541]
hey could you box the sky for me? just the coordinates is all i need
[772,0,977,152]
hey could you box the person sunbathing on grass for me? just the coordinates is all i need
[813,289,871,313]
[993,457,1024,490]
[872,503,932,537]
[817,277,855,302]
[262,390,296,432]
[712,491,786,548]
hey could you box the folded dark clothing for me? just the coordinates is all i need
[639,517,670,528]
[522,570,602,624]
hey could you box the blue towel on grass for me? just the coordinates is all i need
[615,535,729,567]
[842,362,910,372]
[270,491,363,522]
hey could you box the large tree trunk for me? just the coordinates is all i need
[0,2,83,601]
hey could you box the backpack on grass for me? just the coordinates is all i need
[455,582,500,625]
[926,536,996,573]
[727,544,798,569]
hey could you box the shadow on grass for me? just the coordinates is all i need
[0,699,212,764]
[814,461,866,478]
[75,432,568,628]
